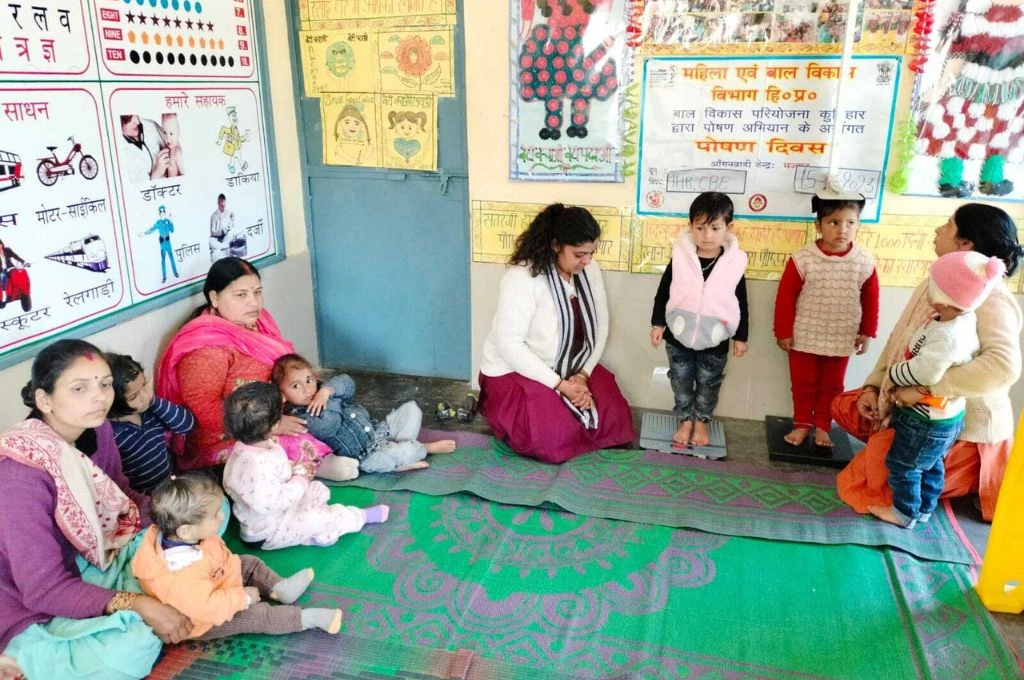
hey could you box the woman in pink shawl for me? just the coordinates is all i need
[156,258,356,481]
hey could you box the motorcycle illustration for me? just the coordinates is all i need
[36,136,99,187]
[0,263,31,312]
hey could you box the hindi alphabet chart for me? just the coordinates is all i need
[0,0,278,362]
[637,55,900,221]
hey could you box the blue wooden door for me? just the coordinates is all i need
[289,3,470,379]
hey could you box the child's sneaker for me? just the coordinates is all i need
[457,393,478,422]
[435,401,456,422]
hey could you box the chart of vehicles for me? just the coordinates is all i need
[0,2,276,357]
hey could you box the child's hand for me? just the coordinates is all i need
[307,387,334,417]
[854,334,871,355]
[732,341,748,357]
[273,414,308,436]
[243,587,261,606]
[777,338,794,352]
[650,326,664,347]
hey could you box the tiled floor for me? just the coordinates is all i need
[339,369,1024,656]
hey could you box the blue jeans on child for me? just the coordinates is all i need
[666,343,728,423]
[886,408,963,527]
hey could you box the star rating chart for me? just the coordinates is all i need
[0,0,279,363]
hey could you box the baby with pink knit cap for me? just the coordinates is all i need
[869,251,1006,528]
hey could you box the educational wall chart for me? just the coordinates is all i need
[899,0,1024,202]
[637,56,900,221]
[0,1,278,360]
[510,0,630,182]
[635,0,915,54]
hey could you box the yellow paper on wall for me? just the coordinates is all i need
[321,92,382,167]
[300,30,378,97]
[379,92,437,171]
[472,201,630,272]
[377,27,455,96]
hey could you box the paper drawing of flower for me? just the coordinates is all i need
[396,36,433,77]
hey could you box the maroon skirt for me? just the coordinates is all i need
[478,363,636,464]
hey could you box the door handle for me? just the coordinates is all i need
[438,172,450,195]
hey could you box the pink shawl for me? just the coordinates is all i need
[0,419,140,569]
[156,308,295,403]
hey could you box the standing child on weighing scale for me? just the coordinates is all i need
[650,192,749,449]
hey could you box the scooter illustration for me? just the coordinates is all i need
[36,136,99,187]
[0,263,31,312]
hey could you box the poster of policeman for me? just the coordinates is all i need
[0,0,279,358]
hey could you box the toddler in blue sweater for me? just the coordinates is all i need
[107,353,196,493]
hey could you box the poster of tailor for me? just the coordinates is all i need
[510,0,630,182]
[107,85,275,297]
[0,86,126,353]
[637,55,900,220]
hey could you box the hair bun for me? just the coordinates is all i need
[20,381,35,408]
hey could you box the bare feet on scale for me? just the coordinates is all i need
[425,439,456,454]
[783,427,810,446]
[692,421,711,447]
[673,419,693,446]
[813,429,833,447]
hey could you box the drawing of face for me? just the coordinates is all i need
[326,41,356,78]
[396,119,418,138]
[228,109,238,125]
[339,115,365,139]
[218,196,226,213]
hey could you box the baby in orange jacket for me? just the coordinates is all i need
[131,472,342,639]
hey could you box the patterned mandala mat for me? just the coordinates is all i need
[150,489,1020,680]
[336,439,977,565]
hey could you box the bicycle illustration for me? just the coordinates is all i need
[36,136,99,187]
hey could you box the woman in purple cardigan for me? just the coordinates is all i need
[0,340,191,680]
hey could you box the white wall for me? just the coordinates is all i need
[0,1,316,428]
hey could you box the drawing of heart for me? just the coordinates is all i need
[394,137,421,161]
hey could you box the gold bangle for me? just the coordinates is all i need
[105,591,140,615]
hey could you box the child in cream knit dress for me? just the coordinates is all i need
[774,194,880,448]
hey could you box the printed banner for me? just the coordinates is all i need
[635,0,914,55]
[300,26,454,97]
[471,201,631,272]
[637,55,900,221]
[107,85,275,297]
[510,0,629,182]
[321,91,437,170]
[0,85,126,352]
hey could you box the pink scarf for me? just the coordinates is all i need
[156,308,295,404]
[0,419,140,569]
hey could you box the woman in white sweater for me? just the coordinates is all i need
[478,204,635,463]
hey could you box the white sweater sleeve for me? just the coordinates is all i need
[582,262,608,377]
[493,267,562,388]
[888,330,957,388]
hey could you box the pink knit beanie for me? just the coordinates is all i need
[929,251,1006,312]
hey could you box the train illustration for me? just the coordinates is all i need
[45,234,109,272]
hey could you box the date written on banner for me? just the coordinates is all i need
[793,166,880,199]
